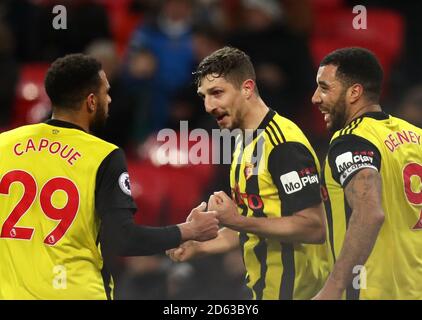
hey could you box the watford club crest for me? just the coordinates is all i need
[244,163,255,180]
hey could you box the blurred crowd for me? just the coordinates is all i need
[1,0,421,299]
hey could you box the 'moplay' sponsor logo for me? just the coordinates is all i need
[335,151,376,184]
[280,170,319,194]
[335,151,374,172]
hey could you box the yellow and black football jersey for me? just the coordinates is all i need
[322,112,422,299]
[230,109,332,300]
[0,120,136,299]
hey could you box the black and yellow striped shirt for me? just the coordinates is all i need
[230,109,332,300]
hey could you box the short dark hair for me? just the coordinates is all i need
[320,47,383,102]
[194,46,258,93]
[45,53,102,110]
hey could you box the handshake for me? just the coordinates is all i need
[168,191,240,261]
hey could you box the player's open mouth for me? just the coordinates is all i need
[319,109,330,122]
[216,114,228,123]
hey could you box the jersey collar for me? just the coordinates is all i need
[258,108,276,131]
[356,111,389,121]
[45,119,86,132]
[242,108,276,147]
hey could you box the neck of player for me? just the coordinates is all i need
[241,97,270,131]
[344,102,382,127]
[51,109,90,133]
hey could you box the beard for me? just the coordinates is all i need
[328,91,348,133]
[226,107,243,130]
[89,101,108,135]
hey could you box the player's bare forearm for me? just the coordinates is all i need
[199,227,240,255]
[230,203,326,244]
[167,228,239,262]
[327,168,384,292]
[212,191,325,243]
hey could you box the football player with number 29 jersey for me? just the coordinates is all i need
[0,54,219,299]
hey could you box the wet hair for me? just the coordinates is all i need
[320,47,383,102]
[45,53,102,110]
[194,46,258,94]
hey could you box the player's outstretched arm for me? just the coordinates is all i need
[101,202,219,257]
[313,168,385,300]
[177,202,219,242]
[212,191,326,244]
[166,227,239,262]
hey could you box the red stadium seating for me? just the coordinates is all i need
[12,63,51,128]
[127,160,169,226]
[308,7,404,135]
[128,132,216,226]
[310,0,345,11]
[100,0,143,56]
[310,8,404,81]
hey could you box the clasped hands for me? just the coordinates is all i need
[166,191,240,262]
[192,191,240,228]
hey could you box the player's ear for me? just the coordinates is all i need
[86,93,96,113]
[348,83,363,104]
[242,79,255,100]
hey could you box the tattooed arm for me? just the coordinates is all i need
[314,168,385,300]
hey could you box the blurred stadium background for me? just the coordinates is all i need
[0,0,421,299]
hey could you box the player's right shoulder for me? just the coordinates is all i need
[327,133,382,187]
[330,116,370,143]
[329,133,378,155]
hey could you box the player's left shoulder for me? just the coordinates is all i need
[271,113,309,143]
